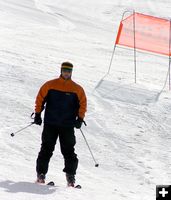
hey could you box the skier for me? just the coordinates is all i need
[34,61,87,187]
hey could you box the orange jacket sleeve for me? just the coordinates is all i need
[77,86,87,119]
[35,82,49,113]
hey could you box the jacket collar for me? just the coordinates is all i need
[59,75,72,83]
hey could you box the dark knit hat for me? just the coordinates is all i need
[61,62,73,71]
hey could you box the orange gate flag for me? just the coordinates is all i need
[115,12,171,56]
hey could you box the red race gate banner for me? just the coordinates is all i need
[115,12,171,56]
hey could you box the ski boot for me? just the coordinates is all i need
[36,173,45,184]
[66,173,75,187]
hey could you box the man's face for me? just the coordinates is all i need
[61,69,72,80]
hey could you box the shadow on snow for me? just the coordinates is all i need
[0,180,56,195]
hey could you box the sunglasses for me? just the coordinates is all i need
[62,69,72,73]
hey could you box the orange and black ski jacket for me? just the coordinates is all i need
[35,77,87,127]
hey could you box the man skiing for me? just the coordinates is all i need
[34,61,87,187]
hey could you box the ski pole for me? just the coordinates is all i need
[10,122,35,137]
[80,128,99,167]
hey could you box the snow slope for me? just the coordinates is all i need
[0,0,171,200]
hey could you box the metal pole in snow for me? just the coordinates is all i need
[94,9,135,91]
[105,10,134,76]
[133,10,137,84]
[169,19,171,90]
[107,43,117,75]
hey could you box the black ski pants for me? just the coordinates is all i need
[36,124,78,176]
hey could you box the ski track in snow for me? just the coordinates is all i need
[0,0,171,200]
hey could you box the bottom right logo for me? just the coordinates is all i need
[156,185,171,200]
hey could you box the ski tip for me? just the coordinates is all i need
[47,181,55,186]
[75,184,82,189]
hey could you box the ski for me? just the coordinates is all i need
[67,184,82,189]
[35,181,55,186]
[47,181,82,189]
[36,181,81,189]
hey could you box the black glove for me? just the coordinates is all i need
[34,113,42,125]
[75,117,83,129]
